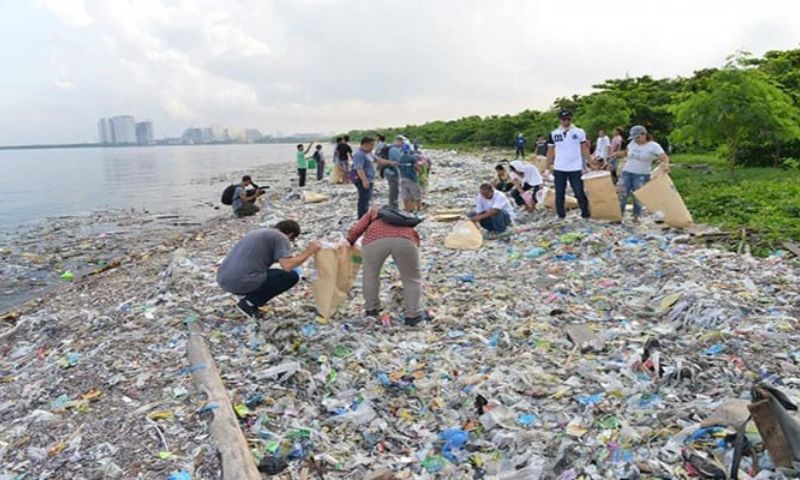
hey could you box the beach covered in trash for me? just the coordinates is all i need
[1,149,800,479]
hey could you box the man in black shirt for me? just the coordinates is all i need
[335,135,353,172]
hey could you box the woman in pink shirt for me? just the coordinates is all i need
[608,127,624,184]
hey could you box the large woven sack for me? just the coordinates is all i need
[582,171,621,221]
[542,187,578,210]
[633,173,693,227]
[532,155,549,173]
[312,245,361,319]
[330,164,347,184]
[444,220,483,250]
[303,191,329,204]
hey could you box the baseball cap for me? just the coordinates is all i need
[628,125,647,140]
[558,109,573,119]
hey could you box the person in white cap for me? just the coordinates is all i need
[611,125,671,223]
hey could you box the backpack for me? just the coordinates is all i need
[377,206,422,227]
[221,184,238,205]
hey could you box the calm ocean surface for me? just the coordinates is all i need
[0,143,301,232]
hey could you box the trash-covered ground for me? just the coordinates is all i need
[1,150,799,479]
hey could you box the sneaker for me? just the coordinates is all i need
[482,231,498,240]
[404,311,433,327]
[236,298,262,320]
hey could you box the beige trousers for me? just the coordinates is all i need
[361,237,421,318]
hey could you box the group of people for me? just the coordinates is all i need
[477,110,671,237]
[219,110,670,326]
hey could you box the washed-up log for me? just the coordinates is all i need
[187,321,260,480]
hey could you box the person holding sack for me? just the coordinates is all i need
[346,207,427,326]
[611,125,670,223]
[217,220,321,320]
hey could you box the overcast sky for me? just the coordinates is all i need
[1,0,799,145]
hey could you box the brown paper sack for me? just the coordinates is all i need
[633,173,693,227]
[582,171,622,221]
[444,220,483,250]
[312,246,361,318]
[329,165,347,184]
[303,191,330,204]
[542,187,578,210]
[531,155,549,173]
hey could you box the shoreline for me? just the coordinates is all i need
[1,150,799,478]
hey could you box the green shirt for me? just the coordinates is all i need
[296,151,307,169]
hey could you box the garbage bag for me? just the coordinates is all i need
[633,172,693,227]
[542,187,578,210]
[312,245,361,318]
[303,191,330,204]
[582,171,622,221]
[444,221,483,250]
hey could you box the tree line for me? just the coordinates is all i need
[346,48,800,170]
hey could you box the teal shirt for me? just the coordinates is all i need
[296,151,307,169]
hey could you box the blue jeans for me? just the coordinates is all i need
[477,210,511,233]
[355,179,373,219]
[553,170,590,219]
[244,269,299,307]
[619,171,651,218]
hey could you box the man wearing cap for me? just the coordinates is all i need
[546,110,591,219]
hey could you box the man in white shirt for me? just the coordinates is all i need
[592,129,611,166]
[470,183,515,237]
[546,110,591,219]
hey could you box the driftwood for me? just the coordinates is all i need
[187,320,260,479]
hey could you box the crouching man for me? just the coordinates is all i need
[217,220,320,320]
[470,183,516,239]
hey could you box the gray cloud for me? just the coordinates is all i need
[1,0,798,144]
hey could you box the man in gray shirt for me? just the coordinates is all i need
[232,175,263,217]
[217,220,320,319]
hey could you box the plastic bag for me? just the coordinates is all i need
[312,245,361,318]
[444,221,483,250]
[582,171,621,221]
[633,172,693,227]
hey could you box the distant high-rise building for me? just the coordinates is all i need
[98,118,113,143]
[245,129,263,143]
[110,116,136,144]
[136,121,154,145]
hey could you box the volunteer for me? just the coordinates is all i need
[592,129,611,169]
[346,208,428,326]
[470,183,515,238]
[546,110,591,219]
[612,125,671,223]
[509,160,543,213]
[608,127,624,183]
[216,220,321,320]
[493,163,515,193]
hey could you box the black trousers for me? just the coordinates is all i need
[298,168,307,187]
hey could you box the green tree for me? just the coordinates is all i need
[671,66,800,172]
[576,93,632,138]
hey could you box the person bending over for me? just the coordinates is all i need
[346,208,428,326]
[217,220,320,320]
[509,160,543,213]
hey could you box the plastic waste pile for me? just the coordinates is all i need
[1,150,799,478]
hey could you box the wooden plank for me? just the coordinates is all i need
[563,323,604,352]
[187,321,261,480]
[783,241,800,258]
[748,399,794,468]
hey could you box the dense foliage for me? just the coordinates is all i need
[347,48,800,166]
